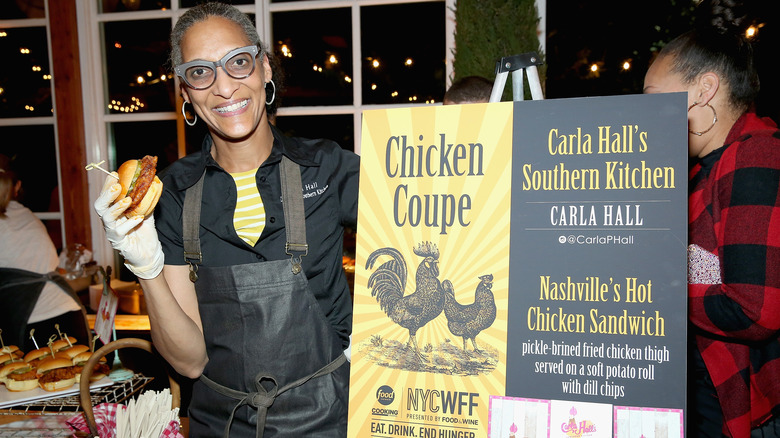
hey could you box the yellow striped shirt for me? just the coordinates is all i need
[230,168,265,246]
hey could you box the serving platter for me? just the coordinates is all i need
[0,377,113,410]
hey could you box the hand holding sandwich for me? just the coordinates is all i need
[94,156,164,279]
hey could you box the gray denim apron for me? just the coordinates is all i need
[182,157,348,438]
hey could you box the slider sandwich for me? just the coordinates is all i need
[116,155,162,218]
[37,356,78,392]
[72,351,110,383]
[0,362,38,392]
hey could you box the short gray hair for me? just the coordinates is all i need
[169,2,266,68]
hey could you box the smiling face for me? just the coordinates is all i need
[179,16,272,144]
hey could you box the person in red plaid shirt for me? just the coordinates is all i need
[644,0,780,437]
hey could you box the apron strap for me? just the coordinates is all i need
[199,354,347,438]
[183,169,206,282]
[280,156,308,274]
[183,157,308,281]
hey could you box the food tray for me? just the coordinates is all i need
[0,374,152,416]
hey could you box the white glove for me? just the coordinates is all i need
[94,173,164,279]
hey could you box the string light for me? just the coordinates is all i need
[0,31,7,37]
[328,54,338,64]
[281,44,292,58]
[405,58,413,66]
[20,47,30,54]
[107,96,145,113]
[622,61,631,71]
[372,59,380,68]
[746,25,758,39]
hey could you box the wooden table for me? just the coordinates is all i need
[87,314,150,331]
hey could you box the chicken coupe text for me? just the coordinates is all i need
[385,134,484,235]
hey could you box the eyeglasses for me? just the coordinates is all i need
[174,45,260,90]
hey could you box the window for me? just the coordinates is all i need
[79,0,452,267]
[0,3,63,249]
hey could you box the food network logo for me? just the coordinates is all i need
[373,385,398,417]
[376,385,395,406]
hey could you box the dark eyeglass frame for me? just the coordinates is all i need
[174,45,260,90]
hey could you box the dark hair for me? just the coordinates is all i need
[659,0,759,112]
[169,2,283,115]
[444,76,493,104]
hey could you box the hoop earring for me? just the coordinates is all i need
[687,102,717,136]
[265,80,276,106]
[182,101,198,127]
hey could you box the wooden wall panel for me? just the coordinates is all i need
[48,0,90,250]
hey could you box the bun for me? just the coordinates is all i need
[0,362,26,383]
[0,353,15,366]
[130,176,162,217]
[24,348,51,364]
[37,357,76,392]
[116,156,162,218]
[40,376,76,392]
[0,345,21,356]
[1,362,38,392]
[73,352,108,383]
[62,344,90,359]
[37,357,73,373]
[6,377,39,392]
[51,338,76,352]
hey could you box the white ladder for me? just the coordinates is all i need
[489,52,544,102]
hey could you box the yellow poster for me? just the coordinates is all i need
[349,102,514,438]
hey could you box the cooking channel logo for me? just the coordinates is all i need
[373,385,398,417]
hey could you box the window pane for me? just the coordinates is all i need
[103,19,175,114]
[0,1,45,19]
[180,0,252,7]
[0,124,57,213]
[361,3,445,105]
[109,120,178,172]
[274,114,354,152]
[272,8,352,106]
[99,0,171,13]
[0,27,52,118]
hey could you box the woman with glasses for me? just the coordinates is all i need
[94,2,358,436]
[644,1,780,436]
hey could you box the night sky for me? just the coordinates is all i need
[545,0,780,122]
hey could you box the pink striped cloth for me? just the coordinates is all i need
[67,403,183,437]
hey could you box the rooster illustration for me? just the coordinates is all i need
[366,242,447,359]
[442,274,496,352]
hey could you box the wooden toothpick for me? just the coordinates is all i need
[85,160,119,179]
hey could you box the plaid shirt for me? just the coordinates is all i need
[688,111,780,437]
